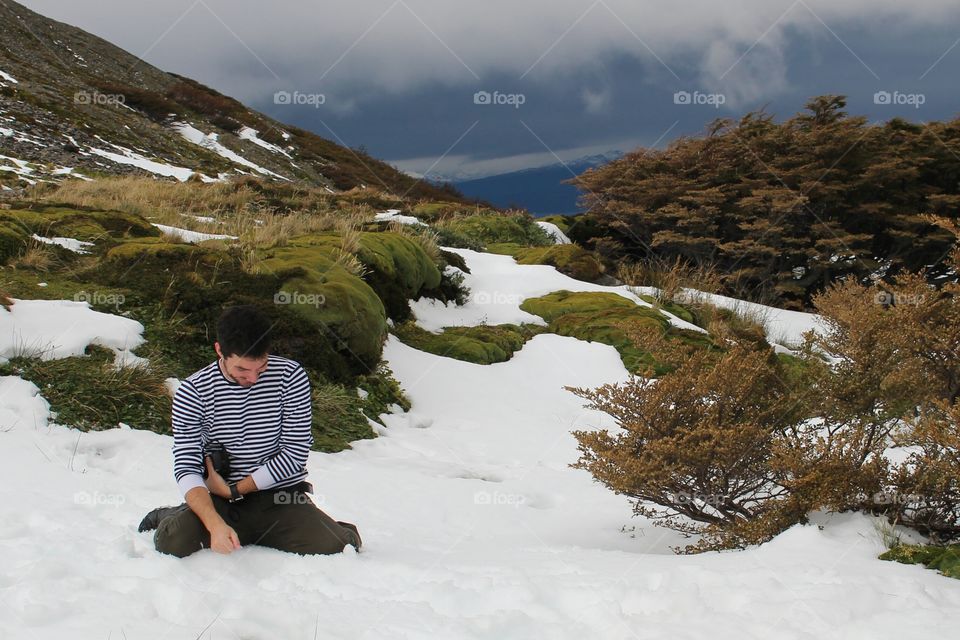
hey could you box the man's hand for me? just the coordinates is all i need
[209,522,241,554]
[204,457,230,499]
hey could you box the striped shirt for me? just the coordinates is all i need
[171,355,313,497]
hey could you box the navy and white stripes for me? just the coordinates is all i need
[171,355,313,497]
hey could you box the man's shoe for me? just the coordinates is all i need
[338,521,362,551]
[138,503,189,532]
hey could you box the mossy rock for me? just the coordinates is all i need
[521,290,693,376]
[357,232,441,294]
[520,290,637,323]
[439,249,469,273]
[258,238,389,380]
[439,213,554,248]
[393,321,547,364]
[514,244,604,282]
[637,294,696,324]
[355,231,441,322]
[2,204,160,243]
[880,544,960,580]
[93,239,260,311]
[410,201,464,222]
[0,220,29,265]
[539,214,574,235]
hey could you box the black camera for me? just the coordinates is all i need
[202,441,231,479]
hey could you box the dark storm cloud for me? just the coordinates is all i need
[15,0,960,178]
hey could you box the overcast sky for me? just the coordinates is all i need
[16,0,960,179]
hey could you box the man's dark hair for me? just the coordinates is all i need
[216,305,272,358]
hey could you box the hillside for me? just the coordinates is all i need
[0,0,464,201]
[3,207,960,636]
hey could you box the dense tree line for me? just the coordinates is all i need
[573,96,960,310]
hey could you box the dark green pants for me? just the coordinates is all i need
[154,485,359,557]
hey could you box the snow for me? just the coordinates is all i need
[536,220,571,244]
[0,375,49,429]
[86,144,194,182]
[50,166,93,181]
[174,122,289,180]
[30,234,95,254]
[668,288,827,347]
[374,208,426,226]
[181,214,219,224]
[0,299,144,364]
[1,246,958,639]
[237,126,292,158]
[0,68,18,84]
[410,248,702,333]
[151,223,237,243]
[0,154,37,184]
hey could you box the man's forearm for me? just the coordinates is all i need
[185,486,225,531]
[236,475,258,496]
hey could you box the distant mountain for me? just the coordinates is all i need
[452,152,623,216]
[0,0,465,201]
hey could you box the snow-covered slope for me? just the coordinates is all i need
[1,248,958,639]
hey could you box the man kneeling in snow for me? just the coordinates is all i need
[144,304,361,557]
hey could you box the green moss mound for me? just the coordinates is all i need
[0,219,29,264]
[520,290,637,323]
[393,321,548,364]
[438,213,554,249]
[0,344,172,434]
[521,290,713,376]
[258,235,388,380]
[538,214,574,235]
[636,294,697,325]
[1,204,160,245]
[513,244,604,282]
[356,231,441,321]
[880,544,960,580]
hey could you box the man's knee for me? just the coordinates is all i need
[262,505,359,556]
[154,510,207,558]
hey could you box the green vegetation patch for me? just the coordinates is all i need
[880,544,960,580]
[311,363,410,452]
[0,345,172,434]
[636,294,697,325]
[436,213,554,249]
[521,290,714,376]
[356,231,442,321]
[1,204,160,245]
[513,244,604,282]
[393,321,548,364]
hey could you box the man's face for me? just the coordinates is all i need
[215,343,269,387]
